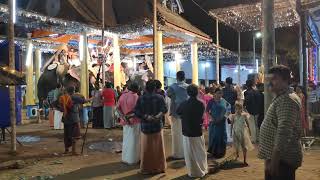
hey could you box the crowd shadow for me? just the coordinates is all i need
[168,161,186,169]
[114,173,166,180]
[54,162,138,180]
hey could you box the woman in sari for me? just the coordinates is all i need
[201,87,214,130]
[207,88,228,158]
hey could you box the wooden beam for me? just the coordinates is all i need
[120,35,183,45]
[68,0,100,23]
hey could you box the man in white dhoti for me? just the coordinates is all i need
[117,83,141,165]
[167,71,188,160]
[177,84,208,178]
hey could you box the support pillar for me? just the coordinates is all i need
[25,35,35,106]
[113,35,121,88]
[35,49,41,103]
[318,46,320,82]
[262,0,275,113]
[153,0,158,80]
[299,22,303,85]
[238,32,241,84]
[191,42,199,85]
[8,0,16,153]
[156,31,164,87]
[175,52,181,72]
[216,20,220,84]
[80,32,89,99]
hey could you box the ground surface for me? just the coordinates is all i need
[0,121,320,180]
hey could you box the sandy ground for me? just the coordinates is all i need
[0,121,320,180]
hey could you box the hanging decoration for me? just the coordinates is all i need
[209,0,300,32]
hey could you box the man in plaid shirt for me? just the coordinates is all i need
[258,65,302,180]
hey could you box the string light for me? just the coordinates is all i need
[209,0,299,32]
[12,0,16,23]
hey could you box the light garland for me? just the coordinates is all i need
[209,0,300,32]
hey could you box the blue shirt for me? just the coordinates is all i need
[167,81,189,117]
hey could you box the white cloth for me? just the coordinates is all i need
[183,135,208,178]
[171,116,184,158]
[248,115,258,143]
[53,110,64,130]
[122,124,141,164]
[226,118,233,143]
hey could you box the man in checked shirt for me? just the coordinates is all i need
[258,65,303,180]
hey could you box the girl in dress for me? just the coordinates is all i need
[229,102,254,166]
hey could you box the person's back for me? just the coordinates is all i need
[244,88,261,115]
[167,81,188,116]
[102,87,115,107]
[118,90,139,115]
[222,78,237,113]
[178,97,204,137]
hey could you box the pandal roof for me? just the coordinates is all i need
[209,0,300,32]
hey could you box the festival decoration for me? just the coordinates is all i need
[209,0,300,32]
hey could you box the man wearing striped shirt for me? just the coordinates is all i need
[258,65,302,180]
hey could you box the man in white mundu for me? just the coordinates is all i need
[167,71,189,159]
[177,84,208,178]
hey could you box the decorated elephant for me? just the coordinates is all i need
[37,45,80,106]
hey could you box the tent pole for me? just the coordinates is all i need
[8,0,16,153]
[153,0,158,79]
[238,31,241,85]
[262,0,275,113]
[101,0,105,87]
[216,19,220,84]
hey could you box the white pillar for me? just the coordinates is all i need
[80,32,89,99]
[216,20,220,84]
[156,31,164,87]
[191,42,199,85]
[35,49,41,103]
[175,52,181,72]
[25,35,35,106]
[113,35,121,88]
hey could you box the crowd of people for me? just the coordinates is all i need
[47,65,304,179]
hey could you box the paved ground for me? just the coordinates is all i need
[0,121,320,180]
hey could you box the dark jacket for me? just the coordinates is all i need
[222,85,238,113]
[177,97,205,137]
[244,88,264,115]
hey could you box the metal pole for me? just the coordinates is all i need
[216,20,220,84]
[101,0,105,87]
[253,36,256,71]
[300,10,308,123]
[8,0,16,153]
[205,66,208,86]
[153,0,158,79]
[238,31,241,85]
[262,0,275,113]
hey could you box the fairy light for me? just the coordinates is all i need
[12,0,16,23]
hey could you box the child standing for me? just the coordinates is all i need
[230,102,254,166]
